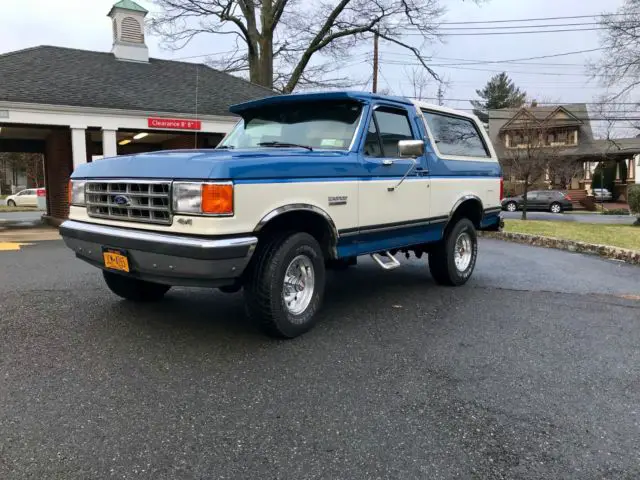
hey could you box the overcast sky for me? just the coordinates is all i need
[0,0,627,132]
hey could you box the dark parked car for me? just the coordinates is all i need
[501,190,573,214]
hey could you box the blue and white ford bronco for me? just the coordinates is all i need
[60,92,503,338]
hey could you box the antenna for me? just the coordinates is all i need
[194,64,199,149]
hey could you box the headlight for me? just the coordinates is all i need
[69,180,86,206]
[172,182,233,216]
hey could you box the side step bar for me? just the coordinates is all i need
[370,251,401,270]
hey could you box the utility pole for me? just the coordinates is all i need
[372,32,379,93]
[436,82,444,106]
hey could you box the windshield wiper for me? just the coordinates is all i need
[258,141,313,151]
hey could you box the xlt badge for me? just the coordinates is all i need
[328,196,347,206]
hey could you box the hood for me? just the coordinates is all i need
[71,148,361,180]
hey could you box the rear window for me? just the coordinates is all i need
[421,110,490,158]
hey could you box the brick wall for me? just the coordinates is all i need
[45,128,72,220]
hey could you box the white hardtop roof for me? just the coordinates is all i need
[410,99,481,122]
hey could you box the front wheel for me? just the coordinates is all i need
[244,232,326,338]
[505,201,517,212]
[429,218,478,286]
[7,199,16,207]
[550,202,563,214]
[103,271,170,301]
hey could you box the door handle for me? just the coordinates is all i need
[382,159,394,166]
[416,167,429,175]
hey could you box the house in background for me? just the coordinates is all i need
[488,103,639,204]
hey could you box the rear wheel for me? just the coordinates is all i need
[103,271,170,302]
[244,232,326,338]
[429,218,478,286]
[7,199,16,207]
[550,202,562,214]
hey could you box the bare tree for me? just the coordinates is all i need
[403,66,449,106]
[149,0,474,92]
[406,66,432,99]
[594,0,640,100]
[501,113,560,220]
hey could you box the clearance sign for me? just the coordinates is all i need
[147,117,202,130]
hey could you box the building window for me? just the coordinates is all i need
[120,17,144,43]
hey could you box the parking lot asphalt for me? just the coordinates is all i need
[1,239,639,479]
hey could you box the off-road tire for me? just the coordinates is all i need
[429,218,478,286]
[103,271,170,301]
[244,232,326,338]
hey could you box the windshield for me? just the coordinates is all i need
[218,100,363,150]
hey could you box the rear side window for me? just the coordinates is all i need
[422,110,489,158]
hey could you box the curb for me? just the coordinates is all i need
[479,231,640,265]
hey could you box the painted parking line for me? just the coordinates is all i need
[0,242,34,251]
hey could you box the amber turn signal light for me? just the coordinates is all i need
[201,183,233,215]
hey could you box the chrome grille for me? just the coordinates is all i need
[85,180,172,225]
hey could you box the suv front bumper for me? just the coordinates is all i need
[60,220,258,287]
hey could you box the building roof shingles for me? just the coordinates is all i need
[0,46,274,117]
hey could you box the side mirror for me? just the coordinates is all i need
[398,139,425,158]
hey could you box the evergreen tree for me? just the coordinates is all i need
[471,73,527,123]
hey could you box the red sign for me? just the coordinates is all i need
[147,117,202,130]
[36,188,46,197]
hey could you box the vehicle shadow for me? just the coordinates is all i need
[112,259,440,341]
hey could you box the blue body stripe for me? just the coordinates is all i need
[336,222,445,258]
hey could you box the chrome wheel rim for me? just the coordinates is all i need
[283,255,315,315]
[507,203,516,212]
[454,232,473,272]
[551,204,561,213]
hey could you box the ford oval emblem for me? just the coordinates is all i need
[113,195,130,206]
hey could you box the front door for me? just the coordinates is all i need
[357,106,430,249]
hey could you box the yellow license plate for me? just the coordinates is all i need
[103,251,130,272]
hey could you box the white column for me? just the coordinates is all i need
[71,127,87,168]
[102,129,117,158]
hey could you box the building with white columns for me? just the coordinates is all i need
[0,0,272,221]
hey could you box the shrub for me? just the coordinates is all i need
[603,208,631,215]
[629,185,640,221]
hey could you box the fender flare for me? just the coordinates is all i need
[254,203,339,242]
[445,194,484,230]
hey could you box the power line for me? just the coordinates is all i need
[435,13,625,25]
[405,27,603,36]
[379,60,592,76]
[377,47,605,67]
[437,22,606,30]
